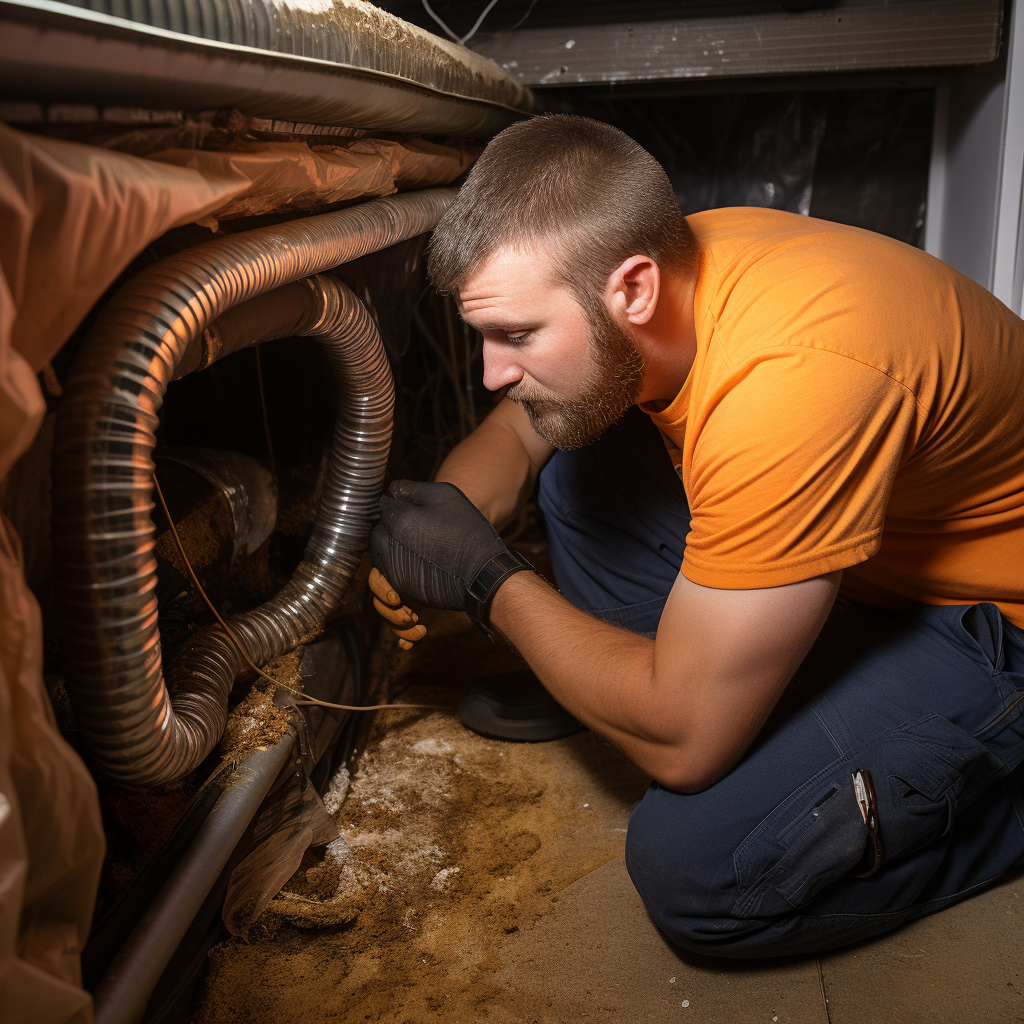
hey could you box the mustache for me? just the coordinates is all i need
[506,383,556,407]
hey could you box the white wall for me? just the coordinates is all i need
[926,0,1024,314]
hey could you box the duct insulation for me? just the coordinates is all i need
[0,0,537,135]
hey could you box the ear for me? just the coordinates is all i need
[605,255,660,326]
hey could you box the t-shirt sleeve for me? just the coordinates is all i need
[682,346,919,589]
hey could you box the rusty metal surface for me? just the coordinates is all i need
[154,448,277,563]
[469,0,1003,88]
[0,0,535,134]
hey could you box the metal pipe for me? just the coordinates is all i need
[51,188,455,788]
[91,728,297,1024]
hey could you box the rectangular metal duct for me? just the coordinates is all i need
[468,0,1003,88]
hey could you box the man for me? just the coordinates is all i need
[369,115,1024,957]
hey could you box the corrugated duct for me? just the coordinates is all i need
[50,187,455,788]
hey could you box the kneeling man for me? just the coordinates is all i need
[370,115,1024,957]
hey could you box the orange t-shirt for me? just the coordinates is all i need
[642,207,1024,628]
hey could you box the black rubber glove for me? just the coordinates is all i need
[370,480,533,634]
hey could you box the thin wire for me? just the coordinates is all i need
[421,0,502,46]
[414,299,471,443]
[421,0,460,42]
[152,473,450,713]
[507,0,539,33]
[460,0,502,44]
[254,347,278,480]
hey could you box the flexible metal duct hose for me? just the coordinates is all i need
[51,188,454,788]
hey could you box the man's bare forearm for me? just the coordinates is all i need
[434,399,553,530]
[489,571,691,786]
[433,419,532,529]
[489,568,840,793]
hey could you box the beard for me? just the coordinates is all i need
[507,299,645,451]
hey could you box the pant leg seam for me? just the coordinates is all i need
[806,702,847,759]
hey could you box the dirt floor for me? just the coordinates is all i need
[193,598,652,1024]
[192,600,1024,1024]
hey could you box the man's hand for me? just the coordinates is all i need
[368,567,427,650]
[369,400,552,648]
[370,480,532,630]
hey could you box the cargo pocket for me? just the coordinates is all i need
[884,713,1008,854]
[731,713,1007,920]
[732,766,866,919]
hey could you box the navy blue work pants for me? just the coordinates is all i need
[536,407,1024,958]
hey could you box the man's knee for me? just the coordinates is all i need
[623,773,873,959]
[624,787,755,957]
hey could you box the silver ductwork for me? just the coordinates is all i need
[51,187,454,788]
[0,0,535,135]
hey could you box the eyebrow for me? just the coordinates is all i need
[463,319,534,333]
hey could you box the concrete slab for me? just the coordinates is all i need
[819,868,1024,1024]
[494,857,829,1024]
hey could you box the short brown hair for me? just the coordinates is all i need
[427,114,698,304]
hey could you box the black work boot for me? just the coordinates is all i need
[458,669,585,742]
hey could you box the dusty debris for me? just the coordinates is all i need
[218,650,301,761]
[322,766,351,815]
[154,486,233,576]
[262,704,549,935]
[218,687,290,761]
[194,608,651,1023]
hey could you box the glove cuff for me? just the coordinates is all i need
[465,549,534,638]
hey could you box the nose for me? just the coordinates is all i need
[481,338,524,392]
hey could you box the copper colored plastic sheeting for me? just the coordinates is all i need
[0,123,472,373]
[148,137,477,228]
[0,121,247,379]
[0,514,105,1024]
[0,0,534,134]
[0,128,110,1024]
[50,188,454,788]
